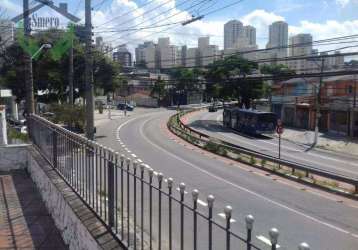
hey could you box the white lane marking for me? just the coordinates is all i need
[139,117,357,238]
[256,235,280,248]
[197,199,208,207]
[217,213,236,223]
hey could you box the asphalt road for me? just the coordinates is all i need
[96,108,358,250]
[186,109,358,179]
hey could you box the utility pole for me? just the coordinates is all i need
[85,0,94,140]
[69,36,74,105]
[23,0,35,114]
[313,57,325,146]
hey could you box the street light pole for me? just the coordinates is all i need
[313,58,325,146]
[23,0,35,115]
[85,0,94,140]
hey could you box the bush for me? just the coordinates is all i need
[8,127,28,142]
[48,103,85,132]
[260,159,266,167]
[250,156,257,165]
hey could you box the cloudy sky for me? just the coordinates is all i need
[2,0,358,56]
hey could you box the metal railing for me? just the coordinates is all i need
[170,110,358,196]
[28,114,311,250]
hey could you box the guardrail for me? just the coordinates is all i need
[27,114,313,250]
[169,110,358,197]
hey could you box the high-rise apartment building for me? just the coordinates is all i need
[287,33,314,73]
[243,25,256,46]
[0,20,14,48]
[224,20,244,49]
[113,46,132,67]
[289,33,313,56]
[266,21,288,58]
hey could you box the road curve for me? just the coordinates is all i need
[96,108,358,250]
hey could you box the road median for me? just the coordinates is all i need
[167,109,358,200]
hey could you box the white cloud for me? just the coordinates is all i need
[0,0,22,16]
[336,0,350,7]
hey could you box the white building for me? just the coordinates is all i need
[160,45,180,68]
[135,41,155,64]
[224,20,244,49]
[144,43,157,69]
[0,20,15,48]
[243,25,256,46]
[287,33,314,73]
[198,37,210,50]
[266,21,288,59]
[186,48,199,67]
[201,45,219,66]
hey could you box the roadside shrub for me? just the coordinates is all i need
[250,156,257,165]
[48,103,85,132]
[260,159,267,167]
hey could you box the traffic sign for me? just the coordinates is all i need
[276,119,284,134]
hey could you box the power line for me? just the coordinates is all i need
[102,0,246,54]
[96,0,170,28]
[92,0,111,10]
[104,0,206,45]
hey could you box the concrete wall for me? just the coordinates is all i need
[0,145,123,250]
[0,144,29,171]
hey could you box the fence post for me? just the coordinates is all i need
[52,130,57,168]
[207,195,215,250]
[157,172,163,250]
[224,206,232,250]
[269,228,279,250]
[299,242,310,250]
[108,150,115,228]
[245,215,254,250]
[167,178,174,250]
[192,189,199,250]
[179,182,186,250]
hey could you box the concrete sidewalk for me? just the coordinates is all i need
[0,170,67,249]
[273,127,358,156]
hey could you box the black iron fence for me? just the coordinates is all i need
[28,114,310,250]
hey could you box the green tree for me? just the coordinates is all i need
[1,28,121,103]
[205,55,261,108]
[151,77,167,102]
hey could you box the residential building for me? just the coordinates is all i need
[160,45,180,69]
[201,45,219,66]
[224,20,244,49]
[287,33,314,73]
[197,37,219,66]
[144,43,157,69]
[181,45,187,66]
[186,48,199,67]
[113,46,132,67]
[271,75,358,138]
[135,41,155,64]
[243,25,256,46]
[266,21,288,59]
[198,36,210,50]
[0,20,15,48]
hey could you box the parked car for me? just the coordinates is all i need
[117,103,134,111]
[208,104,217,112]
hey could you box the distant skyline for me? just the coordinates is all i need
[1,0,358,54]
